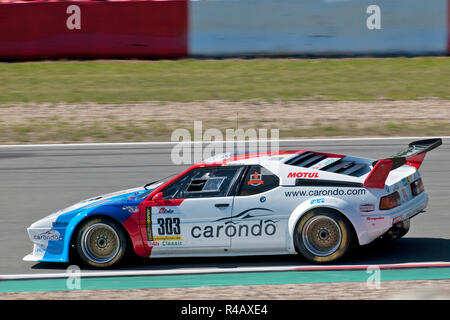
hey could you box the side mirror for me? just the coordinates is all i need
[152,192,164,202]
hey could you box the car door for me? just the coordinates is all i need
[143,166,244,256]
[230,165,288,252]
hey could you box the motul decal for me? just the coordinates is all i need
[287,172,319,179]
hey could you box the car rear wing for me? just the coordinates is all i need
[364,138,442,189]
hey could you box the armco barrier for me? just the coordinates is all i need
[189,0,449,56]
[0,0,187,59]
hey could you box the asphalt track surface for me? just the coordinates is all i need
[0,138,449,275]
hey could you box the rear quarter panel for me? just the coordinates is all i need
[284,187,380,250]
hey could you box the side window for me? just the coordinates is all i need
[239,165,280,196]
[162,166,242,199]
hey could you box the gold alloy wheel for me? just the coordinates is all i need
[301,215,343,257]
[80,223,121,264]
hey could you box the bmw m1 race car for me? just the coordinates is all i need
[24,138,442,268]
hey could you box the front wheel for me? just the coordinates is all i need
[75,217,127,268]
[294,209,353,263]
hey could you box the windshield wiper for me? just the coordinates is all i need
[143,173,177,190]
[144,180,159,190]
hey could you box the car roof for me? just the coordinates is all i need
[199,150,303,166]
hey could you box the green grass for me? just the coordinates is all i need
[0,57,449,103]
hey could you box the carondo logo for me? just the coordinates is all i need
[191,219,277,239]
[33,230,62,241]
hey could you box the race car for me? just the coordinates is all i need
[24,138,442,267]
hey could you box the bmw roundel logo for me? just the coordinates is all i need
[260,196,266,203]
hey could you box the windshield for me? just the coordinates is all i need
[136,189,154,200]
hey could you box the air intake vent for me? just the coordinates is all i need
[285,152,367,177]
[285,152,315,166]
[322,160,367,177]
[325,161,355,173]
[299,155,327,167]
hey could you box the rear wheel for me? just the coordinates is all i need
[75,217,127,268]
[294,209,353,263]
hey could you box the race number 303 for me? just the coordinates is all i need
[157,217,181,235]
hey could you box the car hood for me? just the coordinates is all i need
[61,186,148,213]
[30,185,158,229]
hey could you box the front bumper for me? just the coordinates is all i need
[23,227,68,263]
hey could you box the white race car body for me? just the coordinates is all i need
[24,139,441,265]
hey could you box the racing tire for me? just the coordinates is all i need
[294,209,353,264]
[75,217,127,268]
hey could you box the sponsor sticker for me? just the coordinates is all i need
[401,177,411,187]
[285,188,366,197]
[287,172,319,179]
[310,198,325,204]
[33,230,62,241]
[122,206,139,214]
[158,207,175,214]
[153,235,182,241]
[392,215,403,225]
[33,245,46,258]
[366,216,385,221]
[146,207,153,241]
[191,219,277,239]
[401,188,409,201]
[248,171,264,186]
[360,204,375,212]
[148,240,183,247]
[52,221,69,227]
[162,241,183,246]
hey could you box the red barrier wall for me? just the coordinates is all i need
[0,0,187,59]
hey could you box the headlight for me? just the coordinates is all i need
[380,191,401,210]
[411,178,424,196]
